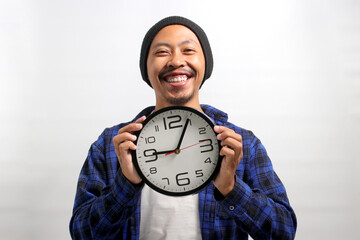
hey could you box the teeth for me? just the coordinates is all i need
[167,76,188,83]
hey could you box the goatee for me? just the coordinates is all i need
[166,91,195,106]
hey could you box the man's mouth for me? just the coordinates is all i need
[165,75,189,83]
[159,68,195,86]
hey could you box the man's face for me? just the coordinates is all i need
[147,25,206,109]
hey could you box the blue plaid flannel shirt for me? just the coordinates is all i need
[70,105,297,239]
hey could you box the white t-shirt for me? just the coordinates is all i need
[139,184,202,240]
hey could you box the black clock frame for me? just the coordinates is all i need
[132,106,222,196]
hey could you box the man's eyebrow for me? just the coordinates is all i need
[179,39,201,47]
[151,42,171,49]
[151,39,201,49]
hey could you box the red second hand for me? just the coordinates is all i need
[165,140,208,156]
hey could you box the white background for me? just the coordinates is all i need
[1,0,359,239]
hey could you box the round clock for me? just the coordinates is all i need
[132,106,222,196]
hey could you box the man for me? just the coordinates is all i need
[70,16,297,239]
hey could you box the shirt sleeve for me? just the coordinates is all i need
[69,133,143,239]
[214,138,297,240]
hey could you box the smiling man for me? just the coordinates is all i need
[70,16,297,240]
[146,24,205,110]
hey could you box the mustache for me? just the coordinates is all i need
[158,67,195,79]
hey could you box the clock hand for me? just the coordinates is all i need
[165,139,208,156]
[176,118,190,150]
[155,149,176,155]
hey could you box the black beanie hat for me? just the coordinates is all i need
[140,16,213,88]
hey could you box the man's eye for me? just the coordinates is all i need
[184,49,195,53]
[155,50,168,55]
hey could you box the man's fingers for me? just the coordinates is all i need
[113,132,137,145]
[214,125,243,163]
[213,126,243,196]
[214,126,242,142]
[118,122,142,135]
[220,137,242,151]
[220,145,234,157]
[135,115,146,123]
[111,116,146,185]
[118,141,136,158]
[118,116,146,135]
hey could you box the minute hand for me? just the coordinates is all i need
[176,118,190,150]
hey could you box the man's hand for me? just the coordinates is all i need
[112,116,146,184]
[213,125,243,197]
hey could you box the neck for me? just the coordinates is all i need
[154,101,202,113]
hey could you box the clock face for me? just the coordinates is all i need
[132,106,222,196]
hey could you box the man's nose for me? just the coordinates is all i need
[167,51,185,68]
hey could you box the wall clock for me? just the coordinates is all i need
[132,106,222,196]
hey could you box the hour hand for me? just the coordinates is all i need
[155,149,176,155]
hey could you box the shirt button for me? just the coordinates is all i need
[229,206,235,211]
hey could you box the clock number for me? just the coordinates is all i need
[204,157,212,164]
[163,115,182,130]
[175,172,190,186]
[195,169,204,178]
[155,125,159,132]
[143,149,158,162]
[145,136,156,144]
[162,177,170,185]
[199,139,214,153]
[199,127,206,135]
[149,167,157,174]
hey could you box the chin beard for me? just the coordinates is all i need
[166,92,195,106]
